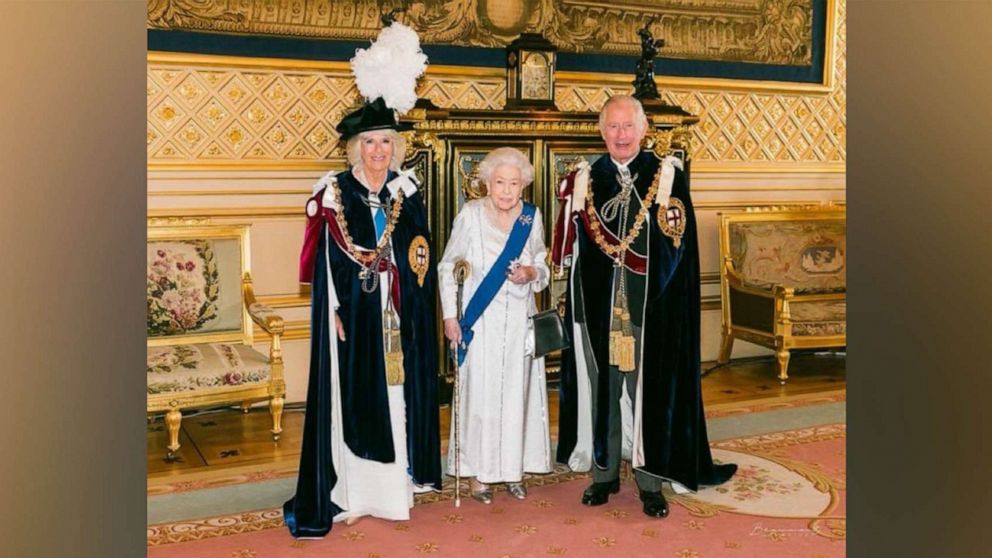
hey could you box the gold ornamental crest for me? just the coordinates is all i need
[408,235,430,287]
[657,197,687,248]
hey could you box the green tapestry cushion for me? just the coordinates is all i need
[147,238,243,338]
[789,300,846,337]
[729,220,846,294]
[147,343,270,395]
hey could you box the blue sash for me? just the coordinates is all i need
[457,202,537,366]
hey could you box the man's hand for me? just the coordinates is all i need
[335,312,346,341]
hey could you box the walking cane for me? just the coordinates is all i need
[450,259,471,508]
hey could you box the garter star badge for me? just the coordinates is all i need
[657,197,687,248]
[409,235,430,287]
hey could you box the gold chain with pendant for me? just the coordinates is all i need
[331,180,405,268]
[584,164,663,259]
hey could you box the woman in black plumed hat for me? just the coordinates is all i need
[285,20,440,536]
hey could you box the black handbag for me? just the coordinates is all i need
[531,308,570,358]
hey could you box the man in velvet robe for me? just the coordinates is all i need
[552,95,736,518]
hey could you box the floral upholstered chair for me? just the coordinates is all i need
[718,206,846,383]
[147,223,285,457]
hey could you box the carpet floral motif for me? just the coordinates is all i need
[714,462,804,501]
[669,424,846,543]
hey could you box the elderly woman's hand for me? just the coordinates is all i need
[443,318,462,349]
[508,265,537,285]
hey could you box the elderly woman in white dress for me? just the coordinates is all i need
[439,147,552,504]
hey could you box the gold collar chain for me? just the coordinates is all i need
[585,164,663,258]
[332,180,405,268]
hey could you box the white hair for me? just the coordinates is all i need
[477,147,534,187]
[598,94,650,136]
[346,129,408,172]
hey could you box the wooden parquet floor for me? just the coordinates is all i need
[148,352,845,480]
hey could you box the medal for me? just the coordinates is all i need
[657,197,686,249]
[408,235,429,287]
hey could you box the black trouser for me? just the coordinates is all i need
[590,325,663,493]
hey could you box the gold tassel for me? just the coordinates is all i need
[385,351,404,385]
[617,334,637,372]
[383,307,405,385]
[609,299,624,366]
[610,268,638,371]
[617,307,637,372]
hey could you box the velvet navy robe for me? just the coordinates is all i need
[554,150,736,492]
[284,169,441,537]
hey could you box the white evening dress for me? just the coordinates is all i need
[438,199,553,484]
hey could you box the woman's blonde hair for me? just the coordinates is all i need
[346,129,408,172]
[477,147,535,187]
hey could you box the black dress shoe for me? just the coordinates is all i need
[639,490,669,518]
[581,479,620,506]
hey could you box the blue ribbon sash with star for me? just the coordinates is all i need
[456,202,537,366]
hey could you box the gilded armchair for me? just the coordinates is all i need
[146,223,285,457]
[717,207,846,383]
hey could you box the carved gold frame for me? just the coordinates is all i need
[147,0,838,78]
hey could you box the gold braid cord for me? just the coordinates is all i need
[331,182,405,267]
[584,164,664,259]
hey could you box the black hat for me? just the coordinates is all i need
[335,97,414,141]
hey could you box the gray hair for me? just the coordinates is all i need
[346,129,408,172]
[598,94,649,136]
[477,147,535,187]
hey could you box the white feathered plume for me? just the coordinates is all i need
[351,22,428,115]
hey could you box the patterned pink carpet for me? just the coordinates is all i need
[148,424,845,557]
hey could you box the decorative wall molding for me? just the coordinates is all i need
[147,206,301,219]
[149,2,844,169]
[148,0,820,66]
[256,293,310,309]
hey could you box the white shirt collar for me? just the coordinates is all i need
[610,156,636,172]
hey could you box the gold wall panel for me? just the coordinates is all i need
[148,0,817,66]
[147,1,844,168]
[147,56,505,167]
